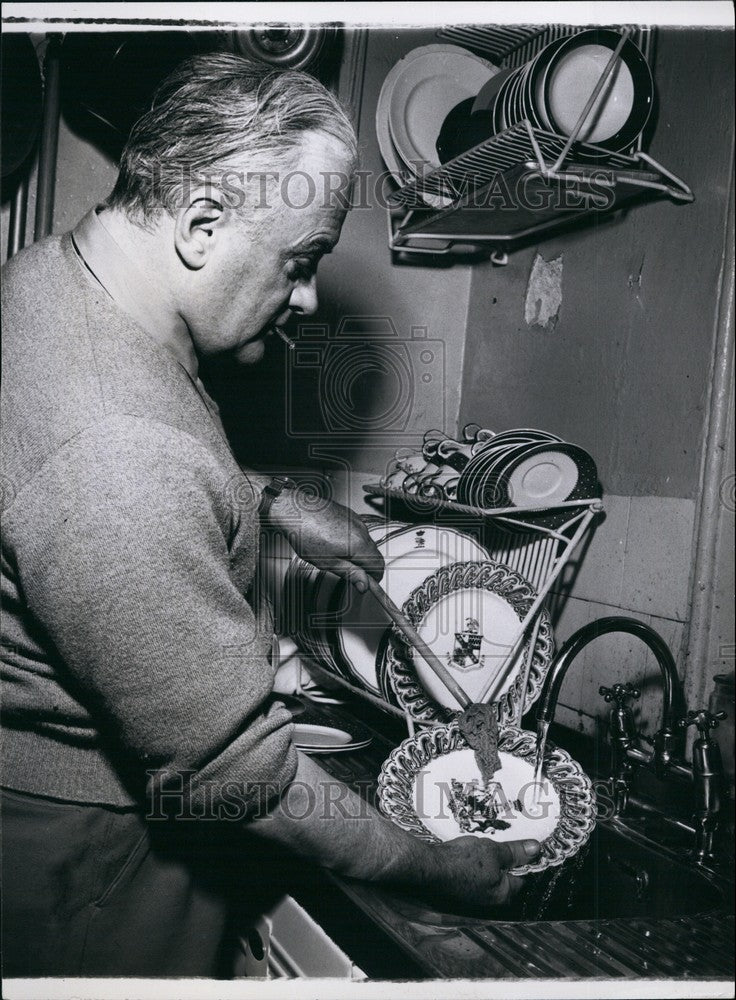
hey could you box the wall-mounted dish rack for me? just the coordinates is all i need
[291,490,603,737]
[386,25,693,259]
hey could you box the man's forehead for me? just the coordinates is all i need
[270,134,352,242]
[235,129,353,236]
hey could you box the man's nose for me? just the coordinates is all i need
[289,276,318,316]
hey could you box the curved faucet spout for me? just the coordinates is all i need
[537,616,680,732]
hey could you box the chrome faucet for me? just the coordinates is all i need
[680,708,727,862]
[536,616,726,863]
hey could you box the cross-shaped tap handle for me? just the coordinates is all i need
[599,682,641,706]
[679,708,727,737]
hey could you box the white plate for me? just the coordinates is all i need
[378,723,596,875]
[337,527,492,693]
[505,450,579,506]
[412,585,530,707]
[387,560,555,724]
[293,723,372,754]
[546,44,634,144]
[376,44,474,208]
[415,746,560,844]
[388,47,497,173]
[376,44,466,181]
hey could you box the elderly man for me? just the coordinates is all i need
[1,53,539,978]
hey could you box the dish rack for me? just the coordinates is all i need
[386,24,693,258]
[299,488,603,737]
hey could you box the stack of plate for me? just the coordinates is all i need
[376,44,499,205]
[474,28,653,154]
[456,427,600,515]
[283,519,492,701]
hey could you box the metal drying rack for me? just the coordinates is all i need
[386,25,693,258]
[291,487,603,739]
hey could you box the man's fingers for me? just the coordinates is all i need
[497,839,541,871]
[488,871,526,906]
[327,560,371,594]
[350,544,385,581]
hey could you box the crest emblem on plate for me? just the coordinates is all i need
[449,617,484,671]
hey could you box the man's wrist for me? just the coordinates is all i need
[258,476,297,519]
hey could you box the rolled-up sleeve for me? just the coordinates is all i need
[10,414,297,814]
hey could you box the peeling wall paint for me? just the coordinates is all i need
[524,252,563,330]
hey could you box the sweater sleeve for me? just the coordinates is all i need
[8,414,297,814]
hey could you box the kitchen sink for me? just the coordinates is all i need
[332,818,734,979]
[375,817,732,927]
[511,820,730,923]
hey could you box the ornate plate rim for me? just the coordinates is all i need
[377,722,596,876]
[386,560,555,725]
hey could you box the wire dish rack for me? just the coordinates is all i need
[436,23,652,80]
[387,121,693,256]
[296,489,603,737]
[387,25,693,257]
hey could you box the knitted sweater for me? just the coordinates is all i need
[0,233,297,808]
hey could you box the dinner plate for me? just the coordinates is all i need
[387,46,497,175]
[378,722,596,875]
[375,44,468,207]
[512,62,532,125]
[376,45,483,208]
[386,560,554,723]
[542,29,653,152]
[499,66,520,129]
[293,722,372,753]
[501,442,599,509]
[458,446,518,508]
[526,36,569,131]
[472,65,515,115]
[548,45,633,143]
[486,428,563,445]
[376,44,469,181]
[335,526,492,694]
[504,449,580,506]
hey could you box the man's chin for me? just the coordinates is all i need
[234,339,267,365]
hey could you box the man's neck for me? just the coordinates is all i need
[95,207,199,378]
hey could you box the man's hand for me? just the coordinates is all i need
[429,836,538,908]
[248,754,539,911]
[265,490,384,592]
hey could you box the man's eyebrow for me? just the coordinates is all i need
[289,236,336,255]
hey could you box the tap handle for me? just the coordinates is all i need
[678,708,727,739]
[599,682,641,706]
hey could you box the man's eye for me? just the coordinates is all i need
[288,258,317,281]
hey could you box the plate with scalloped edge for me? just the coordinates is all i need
[377,722,596,875]
[386,560,555,724]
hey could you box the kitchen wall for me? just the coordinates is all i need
[456,27,735,740]
[0,71,119,260]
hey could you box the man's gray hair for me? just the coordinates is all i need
[108,52,358,220]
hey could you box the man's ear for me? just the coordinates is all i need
[174,186,226,270]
